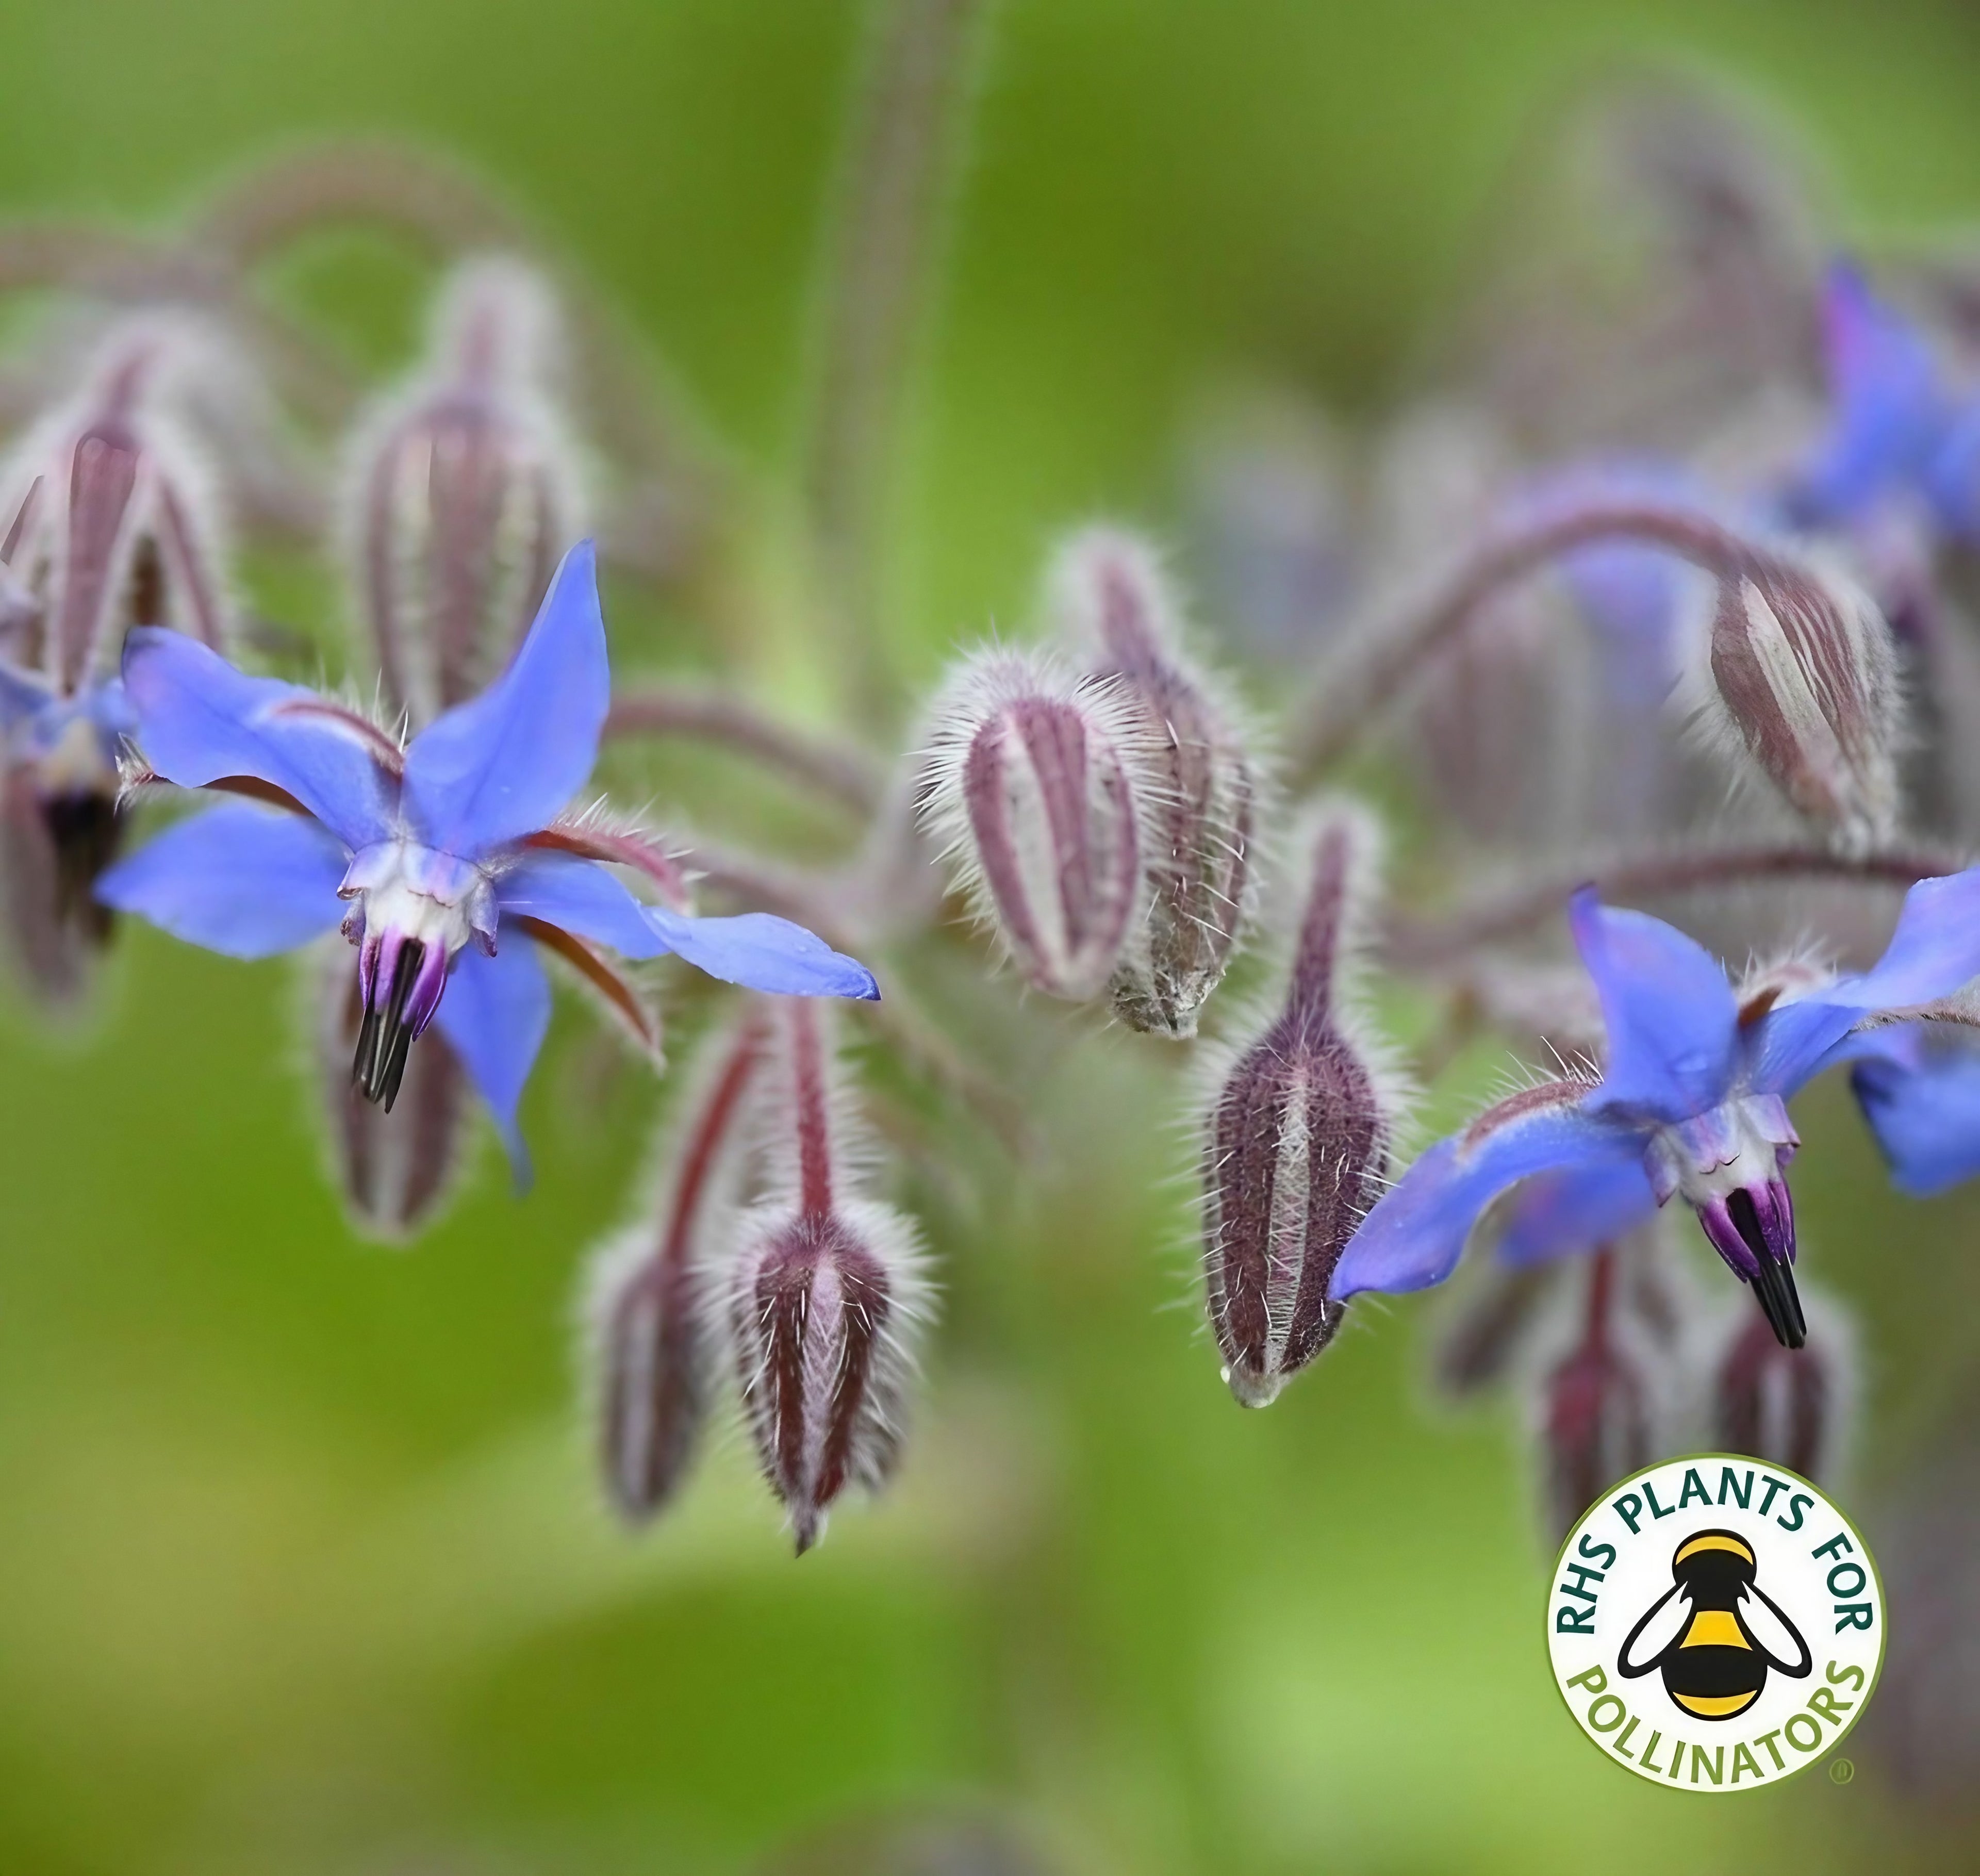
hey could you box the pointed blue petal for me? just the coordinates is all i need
[403,541,608,858]
[494,850,668,958]
[96,800,349,958]
[645,906,880,1000]
[433,937,551,1185]
[121,629,393,850]
[1846,1026,1980,1198]
[1495,1158,1660,1269]
[1751,866,1980,1095]
[1795,259,1946,522]
[1571,890,1738,1122]
[1331,1091,1641,1299]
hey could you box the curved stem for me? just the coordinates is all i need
[1389,841,1967,969]
[1287,498,1802,783]
[604,686,884,814]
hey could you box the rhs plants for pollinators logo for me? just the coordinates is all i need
[1547,1455,1883,1791]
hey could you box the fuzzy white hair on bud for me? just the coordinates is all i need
[1194,797,1408,1406]
[918,645,1162,1005]
[337,254,590,724]
[716,999,931,1553]
[1680,551,1903,854]
[1044,524,1266,1038]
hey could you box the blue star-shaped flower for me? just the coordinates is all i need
[98,539,878,1173]
[1331,870,1980,1345]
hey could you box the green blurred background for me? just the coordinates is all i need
[6,2,1980,1871]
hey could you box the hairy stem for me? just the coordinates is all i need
[1288,498,1807,783]
[604,686,885,814]
[801,0,993,725]
[1389,841,1966,968]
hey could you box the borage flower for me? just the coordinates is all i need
[1332,872,1980,1347]
[98,540,877,1171]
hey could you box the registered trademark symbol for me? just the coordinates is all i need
[1829,1758,1855,1786]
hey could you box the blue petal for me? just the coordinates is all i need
[646,907,881,1000]
[1794,259,1946,522]
[1751,866,1980,1095]
[402,541,608,858]
[494,850,668,958]
[0,659,54,730]
[1495,1158,1660,1269]
[1924,401,1980,541]
[1331,1093,1642,1299]
[96,800,349,958]
[434,938,552,1185]
[1847,1027,1980,1198]
[122,629,393,850]
[1571,889,1738,1123]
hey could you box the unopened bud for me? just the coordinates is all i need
[1047,527,1260,1037]
[315,943,470,1240]
[341,256,587,721]
[1693,558,1901,852]
[721,1000,928,1552]
[920,648,1153,1003]
[586,1012,769,1522]
[1708,1289,1854,1485]
[1532,1247,1665,1540]
[1199,800,1397,1406]
[1428,1261,1563,1401]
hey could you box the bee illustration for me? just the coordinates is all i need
[1617,1528,1811,1721]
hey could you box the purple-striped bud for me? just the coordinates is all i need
[315,943,470,1241]
[1708,1291,1854,1485]
[585,1011,769,1521]
[1690,557,1901,852]
[721,1000,929,1553]
[340,256,587,722]
[921,648,1153,1003]
[1199,801,1397,1406]
[1047,527,1260,1038]
[1532,1247,1664,1540]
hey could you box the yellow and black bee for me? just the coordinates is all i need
[1617,1529,1811,1721]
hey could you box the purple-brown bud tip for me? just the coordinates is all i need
[1198,799,1398,1406]
[920,648,1156,1004]
[584,1012,768,1523]
[718,1001,930,1552]
[1046,526,1262,1038]
[1691,557,1902,853]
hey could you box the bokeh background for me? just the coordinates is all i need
[5,2,1980,1871]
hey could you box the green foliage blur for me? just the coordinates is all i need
[4,2,1980,1871]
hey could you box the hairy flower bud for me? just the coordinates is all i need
[721,1000,928,1552]
[341,256,587,722]
[1532,1246,1665,1540]
[921,648,1153,1003]
[585,1012,769,1522]
[0,319,238,999]
[1047,526,1260,1037]
[1691,557,1901,852]
[1707,1289,1854,1484]
[315,942,471,1241]
[1198,801,1397,1406]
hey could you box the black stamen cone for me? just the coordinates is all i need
[352,940,424,1107]
[1728,1188,1806,1350]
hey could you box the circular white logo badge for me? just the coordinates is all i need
[1547,1454,1883,1791]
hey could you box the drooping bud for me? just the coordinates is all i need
[1198,800,1398,1406]
[1707,1289,1854,1484]
[314,942,470,1241]
[0,318,239,999]
[720,999,929,1552]
[1046,526,1261,1037]
[1689,555,1902,852]
[920,648,1153,1003]
[1531,1245,1665,1540]
[340,256,587,723]
[585,1011,769,1521]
